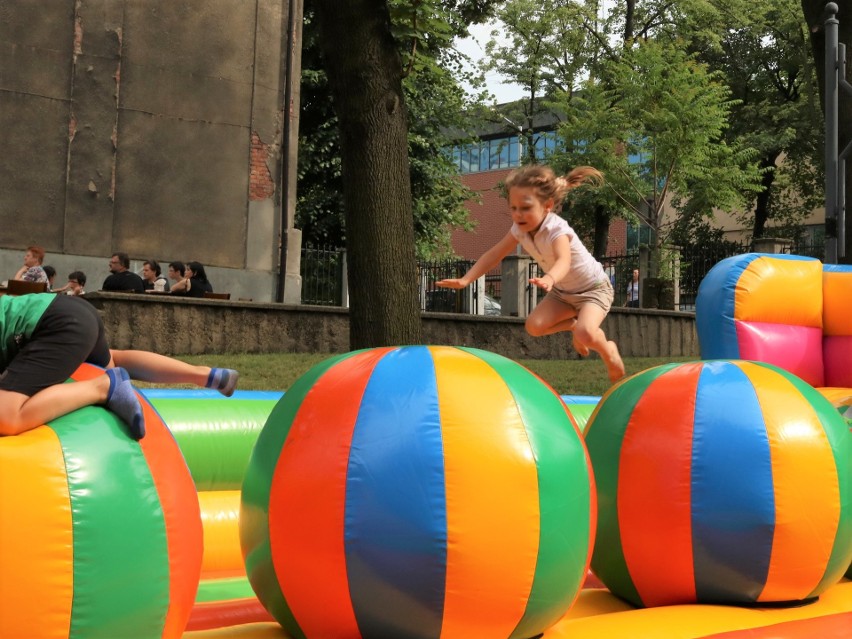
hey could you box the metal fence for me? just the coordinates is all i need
[300,245,346,306]
[301,241,827,313]
[781,240,826,259]
[527,253,641,312]
[300,248,484,311]
[417,259,478,313]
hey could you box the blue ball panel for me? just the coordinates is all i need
[691,362,774,602]
[344,346,447,639]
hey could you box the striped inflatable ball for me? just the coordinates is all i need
[585,360,852,607]
[0,363,203,639]
[241,346,595,639]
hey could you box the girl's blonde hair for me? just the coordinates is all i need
[504,165,603,207]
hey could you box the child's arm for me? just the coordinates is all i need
[529,235,572,292]
[436,232,518,289]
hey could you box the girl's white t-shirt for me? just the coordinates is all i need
[510,212,607,294]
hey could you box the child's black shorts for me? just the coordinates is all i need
[0,295,111,397]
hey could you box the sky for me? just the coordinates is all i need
[453,21,526,104]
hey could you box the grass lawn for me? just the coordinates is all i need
[166,352,695,397]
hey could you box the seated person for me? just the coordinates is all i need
[170,261,213,298]
[53,271,87,296]
[141,260,170,292]
[13,246,49,285]
[102,252,145,293]
[43,265,57,292]
[0,293,239,440]
[167,261,185,288]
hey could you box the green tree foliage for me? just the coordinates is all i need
[552,39,764,274]
[694,0,822,241]
[489,0,823,255]
[298,0,492,259]
[483,0,596,140]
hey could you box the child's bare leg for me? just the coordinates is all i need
[574,305,625,383]
[110,350,239,396]
[110,349,211,385]
[572,331,590,357]
[525,297,578,337]
[0,375,111,436]
[525,298,590,356]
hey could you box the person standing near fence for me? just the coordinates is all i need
[436,164,625,383]
[625,268,640,308]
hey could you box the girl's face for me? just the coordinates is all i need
[185,266,194,279]
[23,251,38,267]
[508,187,553,234]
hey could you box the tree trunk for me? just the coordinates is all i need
[751,152,780,240]
[314,0,422,348]
[802,0,852,260]
[624,0,635,42]
[592,204,611,258]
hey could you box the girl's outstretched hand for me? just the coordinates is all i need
[435,278,466,289]
[529,274,554,292]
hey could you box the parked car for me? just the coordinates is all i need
[424,290,502,316]
[484,294,502,316]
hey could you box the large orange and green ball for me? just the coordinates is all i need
[0,364,203,639]
[585,360,852,607]
[241,346,595,639]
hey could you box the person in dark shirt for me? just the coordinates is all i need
[43,265,57,291]
[171,261,213,298]
[102,252,145,293]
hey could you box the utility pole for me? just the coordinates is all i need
[277,0,305,303]
[824,2,849,263]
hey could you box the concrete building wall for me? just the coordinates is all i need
[0,0,288,302]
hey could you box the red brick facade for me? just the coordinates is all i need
[249,131,275,201]
[453,169,515,261]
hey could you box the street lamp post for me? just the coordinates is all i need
[277,0,305,303]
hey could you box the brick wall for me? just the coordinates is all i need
[606,218,629,255]
[455,169,515,261]
[250,131,276,201]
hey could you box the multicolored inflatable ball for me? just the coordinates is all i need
[584,360,852,608]
[241,346,595,639]
[0,364,203,639]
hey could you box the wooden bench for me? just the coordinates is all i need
[7,280,48,295]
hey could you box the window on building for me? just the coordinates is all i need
[626,223,654,251]
[532,131,562,161]
[449,134,525,174]
[450,130,570,174]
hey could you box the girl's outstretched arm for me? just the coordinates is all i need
[436,232,518,289]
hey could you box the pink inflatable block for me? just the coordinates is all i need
[736,321,825,387]
[824,336,852,388]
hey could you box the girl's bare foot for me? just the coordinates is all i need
[572,336,590,357]
[604,341,625,383]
